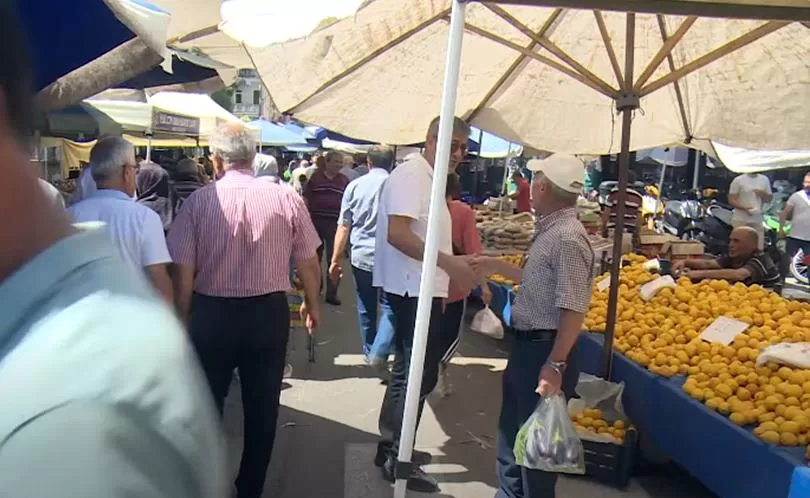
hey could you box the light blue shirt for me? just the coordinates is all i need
[338,167,389,272]
[0,227,226,498]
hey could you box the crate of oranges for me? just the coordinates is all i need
[571,408,638,488]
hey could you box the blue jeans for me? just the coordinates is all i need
[496,332,580,498]
[352,266,394,362]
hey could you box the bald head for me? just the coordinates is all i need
[729,226,759,258]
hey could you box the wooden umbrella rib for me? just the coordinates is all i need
[634,15,697,91]
[289,8,451,114]
[594,11,624,89]
[468,8,565,122]
[656,14,693,141]
[466,22,615,98]
[483,3,617,96]
[167,25,221,46]
[640,21,788,97]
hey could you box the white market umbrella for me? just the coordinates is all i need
[711,140,810,173]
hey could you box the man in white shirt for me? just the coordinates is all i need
[372,116,477,493]
[729,172,772,250]
[780,172,810,277]
[69,137,173,303]
[38,178,65,209]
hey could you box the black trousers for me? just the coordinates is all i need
[312,216,339,299]
[439,299,466,365]
[378,294,445,459]
[189,292,290,498]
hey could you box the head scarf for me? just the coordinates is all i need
[253,153,280,183]
[136,162,173,230]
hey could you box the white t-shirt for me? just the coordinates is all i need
[68,189,172,272]
[787,190,810,241]
[373,153,452,298]
[729,173,771,223]
[38,179,65,210]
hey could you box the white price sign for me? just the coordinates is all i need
[596,276,611,292]
[699,317,750,346]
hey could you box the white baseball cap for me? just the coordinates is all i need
[527,154,585,194]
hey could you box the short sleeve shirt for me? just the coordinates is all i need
[717,251,781,288]
[511,207,595,330]
[730,174,772,223]
[786,190,810,241]
[373,153,452,298]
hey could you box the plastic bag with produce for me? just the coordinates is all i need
[470,306,504,339]
[513,393,585,474]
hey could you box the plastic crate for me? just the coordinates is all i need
[581,426,638,488]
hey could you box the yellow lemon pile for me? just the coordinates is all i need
[584,254,810,456]
[488,254,526,287]
[571,408,630,444]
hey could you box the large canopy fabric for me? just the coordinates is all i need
[712,141,810,173]
[227,0,810,154]
[249,119,310,146]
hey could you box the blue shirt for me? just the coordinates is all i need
[0,227,226,498]
[339,167,389,271]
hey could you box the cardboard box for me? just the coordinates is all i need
[638,231,676,258]
[661,240,705,261]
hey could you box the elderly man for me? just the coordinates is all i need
[0,5,226,497]
[674,226,780,287]
[329,145,396,367]
[474,155,594,498]
[304,149,350,305]
[69,136,173,303]
[373,116,478,492]
[168,122,322,498]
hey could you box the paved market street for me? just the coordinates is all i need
[222,271,717,498]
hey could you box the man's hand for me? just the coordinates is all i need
[481,284,492,306]
[672,259,687,273]
[300,301,321,332]
[754,189,769,201]
[779,229,787,239]
[328,261,343,283]
[536,364,562,397]
[469,255,498,277]
[442,255,477,295]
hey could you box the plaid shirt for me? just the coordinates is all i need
[511,207,595,330]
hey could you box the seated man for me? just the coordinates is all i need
[673,226,780,287]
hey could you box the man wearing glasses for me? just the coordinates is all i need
[68,137,173,303]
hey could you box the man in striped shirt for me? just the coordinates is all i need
[167,122,322,498]
[304,150,350,305]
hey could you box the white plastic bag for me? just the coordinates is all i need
[755,342,810,369]
[514,393,586,474]
[470,306,504,339]
[568,373,628,444]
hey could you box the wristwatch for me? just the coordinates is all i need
[546,360,567,376]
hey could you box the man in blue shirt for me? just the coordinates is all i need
[329,145,395,366]
[0,6,226,497]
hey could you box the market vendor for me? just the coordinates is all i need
[673,226,780,287]
[472,154,593,498]
[508,170,532,213]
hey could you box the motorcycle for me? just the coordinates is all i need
[662,189,705,240]
[641,185,665,231]
[790,249,810,285]
[697,203,784,256]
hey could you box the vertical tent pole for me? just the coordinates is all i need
[602,12,639,378]
[146,134,153,162]
[692,150,701,190]
[656,164,667,217]
[393,0,466,496]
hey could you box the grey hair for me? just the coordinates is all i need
[89,136,134,183]
[367,145,394,171]
[253,153,278,177]
[427,115,471,139]
[534,172,578,205]
[209,122,257,167]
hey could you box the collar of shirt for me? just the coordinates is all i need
[218,168,256,183]
[366,168,389,178]
[405,153,433,178]
[93,189,134,202]
[535,206,577,233]
[0,228,116,357]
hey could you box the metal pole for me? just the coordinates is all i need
[393,1,467,496]
[656,164,667,216]
[146,135,153,162]
[602,12,638,378]
[692,149,701,190]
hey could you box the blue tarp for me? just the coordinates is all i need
[284,122,377,146]
[249,119,309,147]
[16,1,216,91]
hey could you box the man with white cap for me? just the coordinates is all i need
[472,154,594,498]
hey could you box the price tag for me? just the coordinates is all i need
[596,276,611,292]
[699,317,750,346]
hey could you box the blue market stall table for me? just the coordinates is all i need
[577,332,808,498]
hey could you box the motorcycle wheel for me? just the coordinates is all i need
[680,228,702,242]
[790,250,809,285]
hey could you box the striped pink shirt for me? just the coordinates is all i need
[167,168,321,298]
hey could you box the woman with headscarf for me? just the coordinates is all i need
[136,162,174,232]
[253,153,280,183]
[171,158,206,209]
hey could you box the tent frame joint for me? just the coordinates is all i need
[615,93,639,112]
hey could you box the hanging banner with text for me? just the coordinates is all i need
[151,109,200,136]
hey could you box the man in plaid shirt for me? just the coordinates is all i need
[473,155,594,498]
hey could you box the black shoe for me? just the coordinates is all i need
[374,447,432,467]
[325,296,341,306]
[380,457,440,493]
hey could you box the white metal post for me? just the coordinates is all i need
[393,0,467,496]
[692,150,701,190]
[146,135,153,162]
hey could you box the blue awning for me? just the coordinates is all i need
[17,1,217,91]
[249,119,310,147]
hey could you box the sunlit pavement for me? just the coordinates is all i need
[222,268,717,497]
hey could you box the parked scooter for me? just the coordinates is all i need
[641,185,665,231]
[662,189,705,239]
[790,250,810,285]
[697,203,782,256]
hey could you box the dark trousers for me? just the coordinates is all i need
[313,216,339,299]
[783,237,810,281]
[352,265,395,361]
[378,293,444,459]
[496,332,580,498]
[439,299,466,365]
[189,292,290,498]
